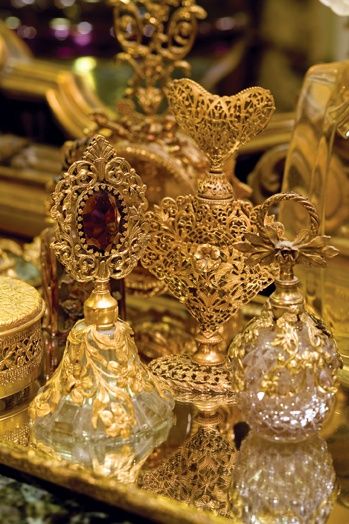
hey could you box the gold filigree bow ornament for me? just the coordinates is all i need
[29,135,174,477]
[141,78,276,406]
[229,192,341,441]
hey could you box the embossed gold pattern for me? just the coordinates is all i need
[0,276,44,400]
[0,277,43,333]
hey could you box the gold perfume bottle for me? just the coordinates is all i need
[142,78,276,406]
[29,136,174,478]
[230,193,341,441]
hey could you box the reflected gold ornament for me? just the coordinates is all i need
[142,78,276,405]
[0,276,44,401]
[139,407,238,518]
[230,192,341,441]
[29,135,174,479]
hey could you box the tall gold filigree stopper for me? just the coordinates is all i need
[229,192,341,441]
[142,79,276,406]
[29,135,174,478]
[111,0,206,115]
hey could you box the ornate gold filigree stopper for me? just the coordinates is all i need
[29,135,174,478]
[229,192,341,441]
[142,79,276,405]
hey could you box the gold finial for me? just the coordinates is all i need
[235,192,338,313]
[110,0,206,114]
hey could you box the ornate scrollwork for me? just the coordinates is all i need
[111,0,206,114]
[142,196,273,337]
[51,135,148,282]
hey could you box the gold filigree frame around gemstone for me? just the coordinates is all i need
[51,135,148,283]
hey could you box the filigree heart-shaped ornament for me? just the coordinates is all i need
[166,79,275,170]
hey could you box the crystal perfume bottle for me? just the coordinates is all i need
[29,136,174,478]
[142,78,276,406]
[229,192,341,441]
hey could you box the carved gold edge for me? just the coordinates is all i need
[0,439,233,524]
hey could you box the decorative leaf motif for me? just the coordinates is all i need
[142,194,275,335]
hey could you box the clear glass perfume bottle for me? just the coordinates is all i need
[229,193,341,442]
[29,136,174,479]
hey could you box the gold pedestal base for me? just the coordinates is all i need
[149,355,241,409]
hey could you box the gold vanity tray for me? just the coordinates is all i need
[0,384,349,523]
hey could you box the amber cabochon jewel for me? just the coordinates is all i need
[29,135,174,478]
[142,78,276,406]
[229,192,341,441]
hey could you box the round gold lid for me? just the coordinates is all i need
[0,276,44,334]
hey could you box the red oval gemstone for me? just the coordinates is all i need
[81,190,119,251]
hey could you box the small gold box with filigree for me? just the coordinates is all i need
[0,276,44,403]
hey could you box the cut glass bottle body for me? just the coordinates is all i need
[31,318,174,479]
[230,299,340,442]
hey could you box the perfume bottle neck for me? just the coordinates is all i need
[270,277,305,318]
[84,280,118,328]
[197,168,235,202]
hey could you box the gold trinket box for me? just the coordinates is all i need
[0,276,44,400]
